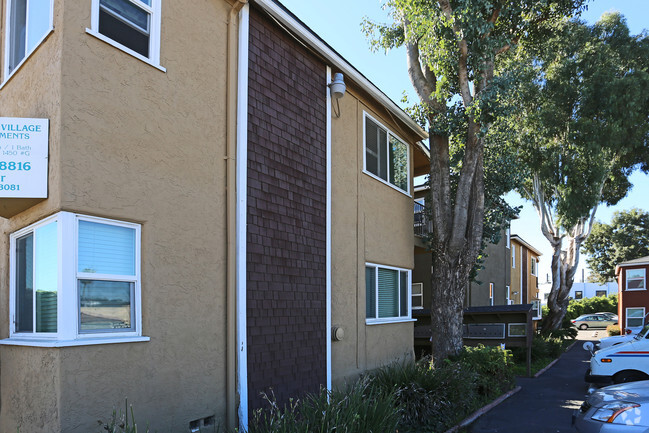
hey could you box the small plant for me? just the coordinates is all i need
[248,379,399,433]
[607,324,621,336]
[97,399,150,433]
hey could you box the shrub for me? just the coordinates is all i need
[248,378,399,433]
[368,346,515,432]
[607,324,621,336]
[97,400,149,433]
[565,294,618,321]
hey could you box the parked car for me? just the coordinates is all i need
[583,316,649,352]
[573,314,618,330]
[595,312,619,321]
[586,325,649,386]
[574,380,649,432]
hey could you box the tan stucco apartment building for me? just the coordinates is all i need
[510,234,542,319]
[0,1,429,431]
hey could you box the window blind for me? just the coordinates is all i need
[78,220,135,275]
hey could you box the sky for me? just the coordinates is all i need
[277,0,649,283]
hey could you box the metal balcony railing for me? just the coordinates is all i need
[414,201,431,237]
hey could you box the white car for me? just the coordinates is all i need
[585,325,649,386]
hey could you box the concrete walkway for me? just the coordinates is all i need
[467,330,603,433]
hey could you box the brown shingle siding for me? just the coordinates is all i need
[246,6,328,410]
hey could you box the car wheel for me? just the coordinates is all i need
[613,371,648,384]
[579,324,588,330]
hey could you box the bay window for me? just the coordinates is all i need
[5,212,146,346]
[366,263,411,324]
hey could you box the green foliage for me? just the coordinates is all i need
[495,14,649,230]
[510,332,574,376]
[582,209,649,283]
[97,400,149,433]
[607,325,621,336]
[371,346,514,432]
[248,379,399,433]
[249,346,515,433]
[565,294,618,323]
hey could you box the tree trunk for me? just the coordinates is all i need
[430,252,468,363]
[427,130,485,364]
[544,231,589,331]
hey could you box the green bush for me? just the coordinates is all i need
[565,294,618,321]
[368,346,514,432]
[97,400,150,433]
[607,324,621,336]
[248,378,399,433]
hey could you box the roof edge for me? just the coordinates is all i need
[252,0,428,141]
[511,234,543,257]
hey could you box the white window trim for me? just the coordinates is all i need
[489,282,494,306]
[362,112,411,197]
[531,257,537,277]
[86,0,166,72]
[508,322,527,337]
[506,285,511,305]
[626,307,645,328]
[531,299,542,320]
[411,282,423,310]
[2,0,55,86]
[506,228,511,249]
[365,262,414,325]
[625,268,646,291]
[3,211,148,347]
[511,245,516,268]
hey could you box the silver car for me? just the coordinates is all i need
[574,380,649,432]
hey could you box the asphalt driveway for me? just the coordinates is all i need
[467,330,603,433]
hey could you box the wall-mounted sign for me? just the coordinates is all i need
[0,117,49,198]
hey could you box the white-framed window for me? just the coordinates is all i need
[489,283,494,306]
[5,211,147,347]
[626,307,645,328]
[363,113,410,195]
[3,0,54,80]
[511,245,516,268]
[531,299,542,320]
[506,285,511,305]
[508,323,526,337]
[411,282,423,310]
[626,268,646,291]
[506,228,511,249]
[86,0,164,70]
[530,257,538,276]
[366,263,411,324]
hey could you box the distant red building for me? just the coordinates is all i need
[615,256,649,332]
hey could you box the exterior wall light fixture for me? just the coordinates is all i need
[329,72,346,117]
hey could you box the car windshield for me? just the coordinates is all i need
[634,324,649,340]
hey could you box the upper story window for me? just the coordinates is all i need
[411,282,423,310]
[3,0,54,79]
[87,0,163,70]
[5,211,147,347]
[364,113,410,194]
[626,268,646,291]
[530,257,538,276]
[366,263,411,324]
[511,245,516,268]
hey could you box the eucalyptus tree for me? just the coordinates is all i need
[583,209,649,284]
[495,13,649,330]
[364,0,586,361]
